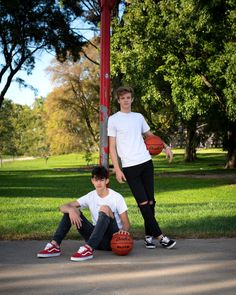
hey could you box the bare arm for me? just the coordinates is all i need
[113,211,130,236]
[119,211,130,232]
[143,131,173,163]
[60,201,83,228]
[109,136,127,183]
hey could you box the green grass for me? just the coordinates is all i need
[0,149,236,240]
[0,152,100,170]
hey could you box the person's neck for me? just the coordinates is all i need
[120,108,131,113]
[96,187,109,198]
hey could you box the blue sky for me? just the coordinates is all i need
[4,51,54,106]
[2,3,125,107]
[3,21,96,106]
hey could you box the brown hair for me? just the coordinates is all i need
[115,86,134,100]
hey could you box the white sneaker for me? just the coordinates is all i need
[145,236,156,249]
[160,236,176,249]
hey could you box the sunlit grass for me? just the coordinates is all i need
[0,149,235,240]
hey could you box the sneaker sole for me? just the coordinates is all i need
[145,245,156,249]
[166,241,176,249]
[37,253,61,258]
[71,255,93,262]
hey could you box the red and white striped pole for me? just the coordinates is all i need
[99,0,116,170]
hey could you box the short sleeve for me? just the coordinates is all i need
[77,193,90,209]
[141,115,150,133]
[107,117,116,137]
[116,194,128,215]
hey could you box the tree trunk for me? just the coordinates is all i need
[184,117,198,162]
[225,121,236,169]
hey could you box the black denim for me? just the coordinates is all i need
[52,211,119,250]
[123,160,162,237]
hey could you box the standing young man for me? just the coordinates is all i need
[37,166,130,261]
[108,86,176,249]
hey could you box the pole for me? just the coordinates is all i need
[99,0,116,170]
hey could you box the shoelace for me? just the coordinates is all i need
[78,246,89,253]
[162,236,170,243]
[146,237,153,243]
[45,243,53,250]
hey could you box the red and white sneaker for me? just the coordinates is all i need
[37,242,61,258]
[71,245,93,261]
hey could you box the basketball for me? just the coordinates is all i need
[111,233,133,256]
[144,135,164,155]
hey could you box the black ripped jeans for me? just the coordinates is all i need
[123,160,162,237]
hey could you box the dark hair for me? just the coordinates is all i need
[115,86,134,100]
[91,166,109,179]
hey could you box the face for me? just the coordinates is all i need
[118,92,133,112]
[91,177,109,191]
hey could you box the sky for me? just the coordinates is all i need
[3,20,97,107]
[2,3,125,107]
[4,51,55,106]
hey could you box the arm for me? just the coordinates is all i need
[119,211,130,232]
[60,201,83,228]
[109,136,127,183]
[143,131,173,163]
[113,211,130,236]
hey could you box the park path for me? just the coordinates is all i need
[1,156,36,163]
[0,239,236,295]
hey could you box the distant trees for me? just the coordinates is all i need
[44,37,100,155]
[0,100,16,164]
[1,0,235,168]
[0,97,48,160]
[0,38,100,158]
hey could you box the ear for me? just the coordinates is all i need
[106,178,109,185]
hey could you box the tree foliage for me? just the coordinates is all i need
[0,100,16,161]
[0,0,86,107]
[111,0,236,166]
[44,38,100,155]
[0,97,48,158]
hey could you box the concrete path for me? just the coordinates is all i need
[0,239,236,295]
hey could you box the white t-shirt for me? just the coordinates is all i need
[77,188,128,229]
[108,111,151,167]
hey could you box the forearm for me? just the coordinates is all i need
[60,202,82,228]
[60,202,79,214]
[121,222,130,232]
[120,213,130,232]
[110,146,122,172]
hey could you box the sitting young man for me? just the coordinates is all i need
[37,166,130,261]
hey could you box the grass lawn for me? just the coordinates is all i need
[0,149,235,240]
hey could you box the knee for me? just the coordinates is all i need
[99,205,114,218]
[139,200,155,207]
[139,201,148,207]
[149,200,156,207]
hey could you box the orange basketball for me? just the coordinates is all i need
[111,233,133,256]
[144,135,164,155]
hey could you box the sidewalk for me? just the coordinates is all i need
[0,239,236,295]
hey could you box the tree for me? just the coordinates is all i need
[44,38,100,155]
[30,97,49,157]
[0,100,16,165]
[111,0,236,166]
[111,0,177,144]
[0,0,86,108]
